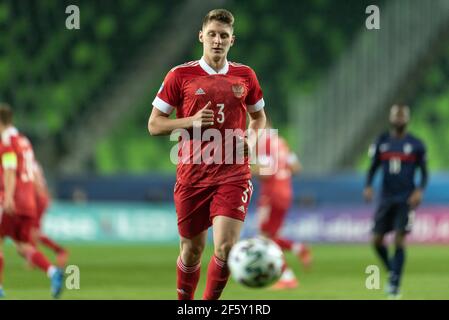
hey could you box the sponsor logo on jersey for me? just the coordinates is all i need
[379,143,389,152]
[232,84,245,98]
[237,205,246,213]
[195,88,206,95]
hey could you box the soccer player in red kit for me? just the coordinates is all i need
[0,105,64,299]
[31,160,69,268]
[148,9,266,300]
[252,122,312,289]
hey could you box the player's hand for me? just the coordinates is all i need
[363,187,374,203]
[408,189,423,209]
[4,196,15,215]
[190,101,214,128]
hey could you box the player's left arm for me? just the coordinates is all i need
[245,68,266,156]
[246,109,266,157]
[408,142,428,209]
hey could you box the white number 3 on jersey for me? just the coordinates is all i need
[216,103,225,124]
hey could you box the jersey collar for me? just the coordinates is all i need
[199,57,229,75]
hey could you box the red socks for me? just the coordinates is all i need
[39,235,65,254]
[176,256,201,300]
[273,237,293,251]
[25,247,51,273]
[203,255,230,300]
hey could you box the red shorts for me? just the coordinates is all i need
[258,195,292,237]
[174,180,253,239]
[0,212,34,243]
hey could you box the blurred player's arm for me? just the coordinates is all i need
[2,151,17,214]
[33,161,49,199]
[148,101,214,136]
[364,142,380,202]
[287,152,302,175]
[408,143,428,208]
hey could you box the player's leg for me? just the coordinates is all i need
[389,203,413,297]
[203,181,252,300]
[259,203,312,270]
[388,231,406,297]
[16,216,64,298]
[258,204,296,288]
[0,237,5,297]
[38,232,69,267]
[0,210,10,297]
[177,231,207,300]
[372,202,394,272]
[203,215,243,300]
[372,233,391,272]
[35,207,69,267]
[174,183,214,300]
[17,241,64,298]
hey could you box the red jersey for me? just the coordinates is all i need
[0,127,37,217]
[257,133,297,202]
[33,160,50,213]
[153,58,264,187]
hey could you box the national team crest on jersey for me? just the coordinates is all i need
[232,84,245,98]
[403,143,413,154]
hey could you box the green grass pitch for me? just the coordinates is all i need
[1,243,448,299]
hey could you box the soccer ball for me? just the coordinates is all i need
[228,237,284,288]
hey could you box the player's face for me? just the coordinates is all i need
[199,21,235,62]
[390,106,409,131]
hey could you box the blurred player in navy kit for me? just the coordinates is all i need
[363,104,428,299]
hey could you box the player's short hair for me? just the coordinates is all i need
[0,103,13,125]
[202,9,234,29]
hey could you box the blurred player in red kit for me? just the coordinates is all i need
[0,104,64,299]
[31,160,68,268]
[148,9,266,299]
[252,120,312,289]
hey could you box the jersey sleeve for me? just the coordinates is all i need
[1,147,17,170]
[416,141,428,189]
[152,69,182,115]
[366,136,381,186]
[245,68,265,113]
[416,141,427,165]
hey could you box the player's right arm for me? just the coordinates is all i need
[364,138,381,202]
[148,101,214,136]
[148,69,214,136]
[2,151,17,214]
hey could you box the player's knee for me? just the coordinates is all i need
[394,233,406,248]
[180,241,205,265]
[214,241,234,261]
[372,235,384,247]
